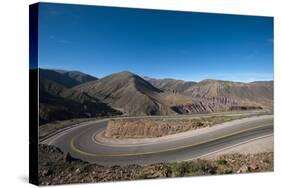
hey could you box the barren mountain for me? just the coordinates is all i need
[144,77,196,93]
[171,79,273,114]
[38,69,273,122]
[38,70,120,125]
[185,79,273,105]
[39,69,98,88]
[55,70,98,85]
[143,77,273,113]
[74,71,191,116]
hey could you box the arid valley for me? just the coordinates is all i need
[37,68,273,185]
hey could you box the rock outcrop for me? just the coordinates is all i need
[105,118,199,138]
[38,144,273,185]
[104,115,247,139]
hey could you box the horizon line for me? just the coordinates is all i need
[35,67,274,83]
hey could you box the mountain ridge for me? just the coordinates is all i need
[38,68,273,124]
[38,69,121,124]
[74,71,181,116]
[39,68,98,88]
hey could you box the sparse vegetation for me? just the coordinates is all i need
[39,144,273,185]
[171,160,215,176]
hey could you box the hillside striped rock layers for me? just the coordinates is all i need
[37,69,273,125]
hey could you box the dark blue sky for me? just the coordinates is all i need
[38,3,273,82]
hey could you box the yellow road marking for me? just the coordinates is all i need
[70,124,272,157]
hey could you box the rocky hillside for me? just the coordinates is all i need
[184,79,273,109]
[144,77,196,93]
[74,71,191,116]
[186,79,273,100]
[105,115,248,139]
[145,78,273,114]
[55,70,98,84]
[38,70,121,125]
[39,69,98,88]
[38,69,273,123]
[38,144,273,185]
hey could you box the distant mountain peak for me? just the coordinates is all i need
[113,71,138,78]
[39,68,98,87]
[38,68,273,123]
[200,79,225,83]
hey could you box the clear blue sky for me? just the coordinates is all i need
[38,3,273,82]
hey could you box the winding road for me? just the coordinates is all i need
[42,113,273,166]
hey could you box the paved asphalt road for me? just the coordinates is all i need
[43,113,273,166]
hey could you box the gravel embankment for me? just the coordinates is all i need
[38,144,273,185]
